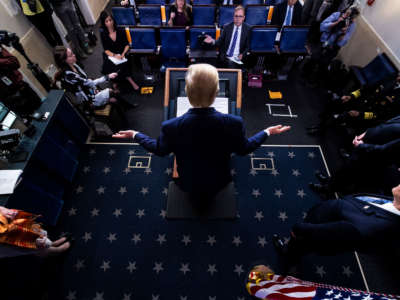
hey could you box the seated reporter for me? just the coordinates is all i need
[168,0,193,28]
[100,10,140,91]
[113,64,290,200]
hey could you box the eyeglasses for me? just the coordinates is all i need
[234,15,244,18]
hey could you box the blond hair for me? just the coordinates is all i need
[185,64,219,107]
[235,5,245,15]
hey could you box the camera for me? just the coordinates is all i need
[197,32,213,50]
[0,31,19,48]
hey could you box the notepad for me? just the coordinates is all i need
[268,90,283,99]
[108,56,128,65]
[0,170,23,195]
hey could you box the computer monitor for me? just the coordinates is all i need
[177,78,230,98]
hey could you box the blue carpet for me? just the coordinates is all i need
[50,144,366,300]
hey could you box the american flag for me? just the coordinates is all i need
[247,274,400,300]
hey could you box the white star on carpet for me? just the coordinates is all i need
[180,263,190,275]
[96,186,105,195]
[136,209,145,218]
[140,187,149,195]
[107,233,117,243]
[165,168,172,175]
[308,152,315,158]
[103,167,111,174]
[108,149,115,156]
[100,261,110,272]
[159,210,166,218]
[91,208,100,217]
[144,168,152,175]
[75,186,84,194]
[342,266,353,277]
[334,292,342,299]
[123,168,131,175]
[297,189,306,198]
[274,189,283,198]
[83,166,90,173]
[122,293,131,300]
[153,262,164,274]
[252,189,261,198]
[74,259,85,271]
[89,149,96,155]
[326,290,334,296]
[66,290,76,300]
[231,169,236,176]
[288,151,295,158]
[207,264,217,275]
[232,236,242,247]
[257,236,267,247]
[162,187,168,196]
[267,151,275,157]
[128,150,135,155]
[131,233,141,244]
[206,235,217,246]
[271,169,279,176]
[182,235,191,246]
[362,296,374,300]
[249,169,258,176]
[126,262,137,273]
[93,292,104,300]
[180,296,187,300]
[292,169,301,176]
[278,211,288,221]
[152,295,159,300]
[82,232,92,243]
[113,209,122,218]
[254,211,264,221]
[209,297,216,300]
[316,265,326,277]
[68,207,77,216]
[156,234,167,245]
[234,264,244,276]
[119,186,127,195]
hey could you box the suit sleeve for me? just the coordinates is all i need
[301,0,313,24]
[241,25,250,56]
[134,127,173,156]
[232,118,268,155]
[357,138,400,158]
[271,5,280,26]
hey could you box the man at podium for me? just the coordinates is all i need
[113,64,290,201]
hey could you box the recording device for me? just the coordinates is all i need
[0,129,20,150]
[198,32,214,50]
[0,30,52,91]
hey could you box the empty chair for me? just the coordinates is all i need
[128,27,157,53]
[350,53,398,89]
[246,5,270,26]
[112,7,136,26]
[189,27,217,58]
[145,0,166,4]
[160,28,187,67]
[242,0,262,6]
[279,26,309,54]
[250,26,279,53]
[192,0,216,4]
[138,5,162,26]
[192,5,216,26]
[218,6,235,27]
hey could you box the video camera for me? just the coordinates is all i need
[0,31,20,48]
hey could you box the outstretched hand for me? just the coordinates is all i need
[266,125,291,135]
[112,130,138,139]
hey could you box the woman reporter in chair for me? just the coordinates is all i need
[168,0,193,28]
[100,10,140,91]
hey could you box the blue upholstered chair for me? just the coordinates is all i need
[112,7,136,26]
[279,26,309,54]
[246,5,270,26]
[192,0,216,4]
[350,53,398,89]
[160,28,187,68]
[192,5,216,26]
[138,5,162,26]
[145,0,166,4]
[218,6,235,27]
[128,27,157,53]
[250,26,279,53]
[242,0,262,6]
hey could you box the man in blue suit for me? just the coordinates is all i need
[113,64,290,198]
[274,183,400,261]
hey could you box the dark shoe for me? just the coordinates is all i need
[339,148,351,160]
[315,170,330,184]
[309,182,331,198]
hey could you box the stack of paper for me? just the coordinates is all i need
[0,170,23,195]
[176,97,229,117]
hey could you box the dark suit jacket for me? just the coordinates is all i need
[135,108,267,194]
[134,107,268,195]
[271,1,303,27]
[363,116,400,145]
[215,22,251,61]
[292,194,400,254]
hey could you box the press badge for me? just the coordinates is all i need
[1,76,12,86]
